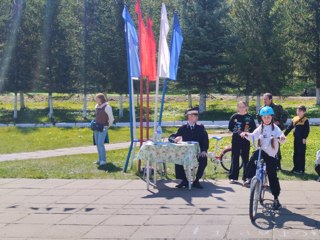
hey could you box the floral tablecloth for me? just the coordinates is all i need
[136,141,200,168]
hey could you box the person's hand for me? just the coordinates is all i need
[302,138,306,144]
[280,135,286,141]
[274,121,280,126]
[200,151,207,157]
[240,132,247,138]
[174,136,182,143]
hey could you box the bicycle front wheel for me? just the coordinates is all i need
[249,177,260,222]
[220,147,232,172]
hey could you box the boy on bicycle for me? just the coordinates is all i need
[240,106,286,210]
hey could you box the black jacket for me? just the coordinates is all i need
[228,113,256,137]
[168,123,209,152]
[284,116,310,140]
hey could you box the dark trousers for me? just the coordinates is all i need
[293,139,306,172]
[315,165,320,176]
[276,144,282,169]
[246,150,281,198]
[175,156,207,181]
[229,139,250,181]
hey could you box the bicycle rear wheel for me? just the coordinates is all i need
[220,147,244,172]
[249,177,260,221]
[220,148,232,172]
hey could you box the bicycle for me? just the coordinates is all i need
[249,136,272,222]
[207,136,243,172]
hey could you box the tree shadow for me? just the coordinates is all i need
[252,199,318,232]
[141,179,234,206]
[97,162,122,172]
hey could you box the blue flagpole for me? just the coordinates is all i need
[123,7,134,173]
[158,78,167,126]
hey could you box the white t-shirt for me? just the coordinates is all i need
[245,124,285,158]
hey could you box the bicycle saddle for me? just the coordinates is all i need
[211,136,223,141]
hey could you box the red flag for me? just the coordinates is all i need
[147,17,157,81]
[135,0,148,78]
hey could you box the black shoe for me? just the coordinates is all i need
[175,180,188,188]
[192,181,203,189]
[273,199,281,210]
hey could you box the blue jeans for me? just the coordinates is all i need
[94,128,107,164]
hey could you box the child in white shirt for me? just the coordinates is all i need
[241,106,286,210]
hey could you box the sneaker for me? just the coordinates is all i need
[175,180,188,188]
[293,170,303,175]
[273,199,282,210]
[243,179,250,187]
[229,179,236,184]
[192,181,203,189]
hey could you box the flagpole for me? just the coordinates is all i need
[158,78,167,126]
[153,76,160,138]
[123,8,134,172]
[146,79,150,139]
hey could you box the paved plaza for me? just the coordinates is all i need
[0,178,319,239]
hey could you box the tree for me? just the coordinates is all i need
[178,0,231,113]
[1,0,44,119]
[228,0,290,109]
[283,0,320,104]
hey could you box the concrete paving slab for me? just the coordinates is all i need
[0,178,319,239]
[176,225,228,240]
[101,214,149,226]
[16,213,68,224]
[36,225,93,239]
[146,214,191,226]
[273,228,320,239]
[0,224,50,238]
[58,214,109,225]
[83,226,138,239]
[130,225,183,239]
[0,212,27,224]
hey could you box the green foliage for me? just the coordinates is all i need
[227,0,290,96]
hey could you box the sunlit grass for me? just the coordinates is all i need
[0,127,318,181]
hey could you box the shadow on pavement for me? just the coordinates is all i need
[142,180,234,206]
[253,199,318,231]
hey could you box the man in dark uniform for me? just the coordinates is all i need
[258,93,289,170]
[168,107,209,189]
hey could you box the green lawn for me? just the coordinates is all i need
[0,126,225,154]
[0,127,318,181]
[1,94,319,123]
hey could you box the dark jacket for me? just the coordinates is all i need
[284,116,310,140]
[228,113,256,140]
[169,123,209,152]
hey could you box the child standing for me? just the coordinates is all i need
[315,151,320,182]
[240,106,286,210]
[228,101,256,184]
[284,105,310,174]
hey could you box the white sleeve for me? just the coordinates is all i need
[105,104,114,126]
[245,126,260,142]
[275,126,286,143]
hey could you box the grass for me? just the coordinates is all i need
[0,127,131,154]
[1,94,320,124]
[0,126,226,154]
[0,149,139,179]
[0,127,318,181]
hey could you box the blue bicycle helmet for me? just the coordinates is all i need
[259,106,274,116]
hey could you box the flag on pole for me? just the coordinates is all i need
[147,17,157,81]
[135,0,148,78]
[169,12,183,80]
[122,6,140,78]
[157,3,170,78]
